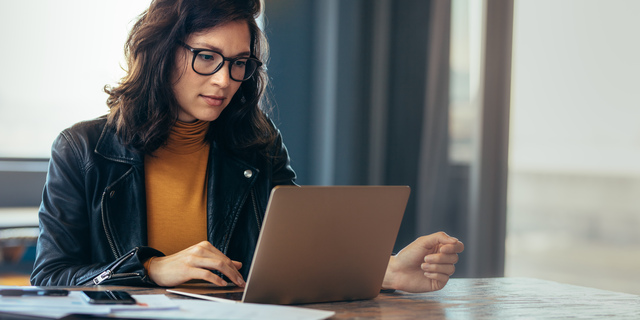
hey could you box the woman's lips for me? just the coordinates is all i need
[201,95,225,107]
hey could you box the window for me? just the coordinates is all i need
[506,0,640,294]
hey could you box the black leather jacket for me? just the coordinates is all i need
[30,116,296,286]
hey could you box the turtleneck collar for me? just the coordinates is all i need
[162,120,210,154]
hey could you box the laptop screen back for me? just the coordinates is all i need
[242,185,410,305]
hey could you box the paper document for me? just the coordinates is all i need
[113,299,335,320]
[0,285,178,319]
[0,286,333,320]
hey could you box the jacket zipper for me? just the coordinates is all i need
[251,188,261,230]
[99,166,136,259]
[93,271,141,285]
[92,250,138,285]
[101,188,120,259]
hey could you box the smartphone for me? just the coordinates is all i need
[81,290,136,304]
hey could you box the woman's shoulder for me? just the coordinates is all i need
[64,115,109,136]
[55,115,110,154]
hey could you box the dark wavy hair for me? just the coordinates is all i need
[105,0,275,155]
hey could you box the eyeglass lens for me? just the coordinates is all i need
[193,51,258,81]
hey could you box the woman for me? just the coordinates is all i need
[31,0,463,292]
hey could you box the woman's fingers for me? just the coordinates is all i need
[186,241,245,286]
[422,252,458,276]
[193,256,245,287]
[423,272,450,291]
[189,267,228,286]
[188,243,245,287]
[439,241,465,254]
[148,241,245,287]
[424,252,459,265]
[421,262,456,276]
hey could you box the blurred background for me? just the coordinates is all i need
[0,0,638,294]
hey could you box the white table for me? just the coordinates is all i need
[0,207,39,229]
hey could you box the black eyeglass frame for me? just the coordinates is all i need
[178,42,263,82]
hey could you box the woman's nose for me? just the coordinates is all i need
[209,62,231,88]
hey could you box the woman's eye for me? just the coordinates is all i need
[233,60,247,67]
[198,53,215,61]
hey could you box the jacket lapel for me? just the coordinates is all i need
[94,124,147,257]
[207,143,259,253]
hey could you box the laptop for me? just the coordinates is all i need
[170,185,410,305]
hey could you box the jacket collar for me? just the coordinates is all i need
[93,120,259,170]
[94,122,144,165]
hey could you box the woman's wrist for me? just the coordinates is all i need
[381,255,398,291]
[144,256,157,276]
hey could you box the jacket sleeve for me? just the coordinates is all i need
[30,130,162,286]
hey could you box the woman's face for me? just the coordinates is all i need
[172,20,250,123]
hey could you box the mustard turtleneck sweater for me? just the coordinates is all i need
[145,120,210,256]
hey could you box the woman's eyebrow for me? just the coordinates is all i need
[191,42,251,57]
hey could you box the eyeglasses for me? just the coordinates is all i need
[179,42,262,82]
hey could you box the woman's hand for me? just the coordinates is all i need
[382,232,464,293]
[146,241,245,287]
